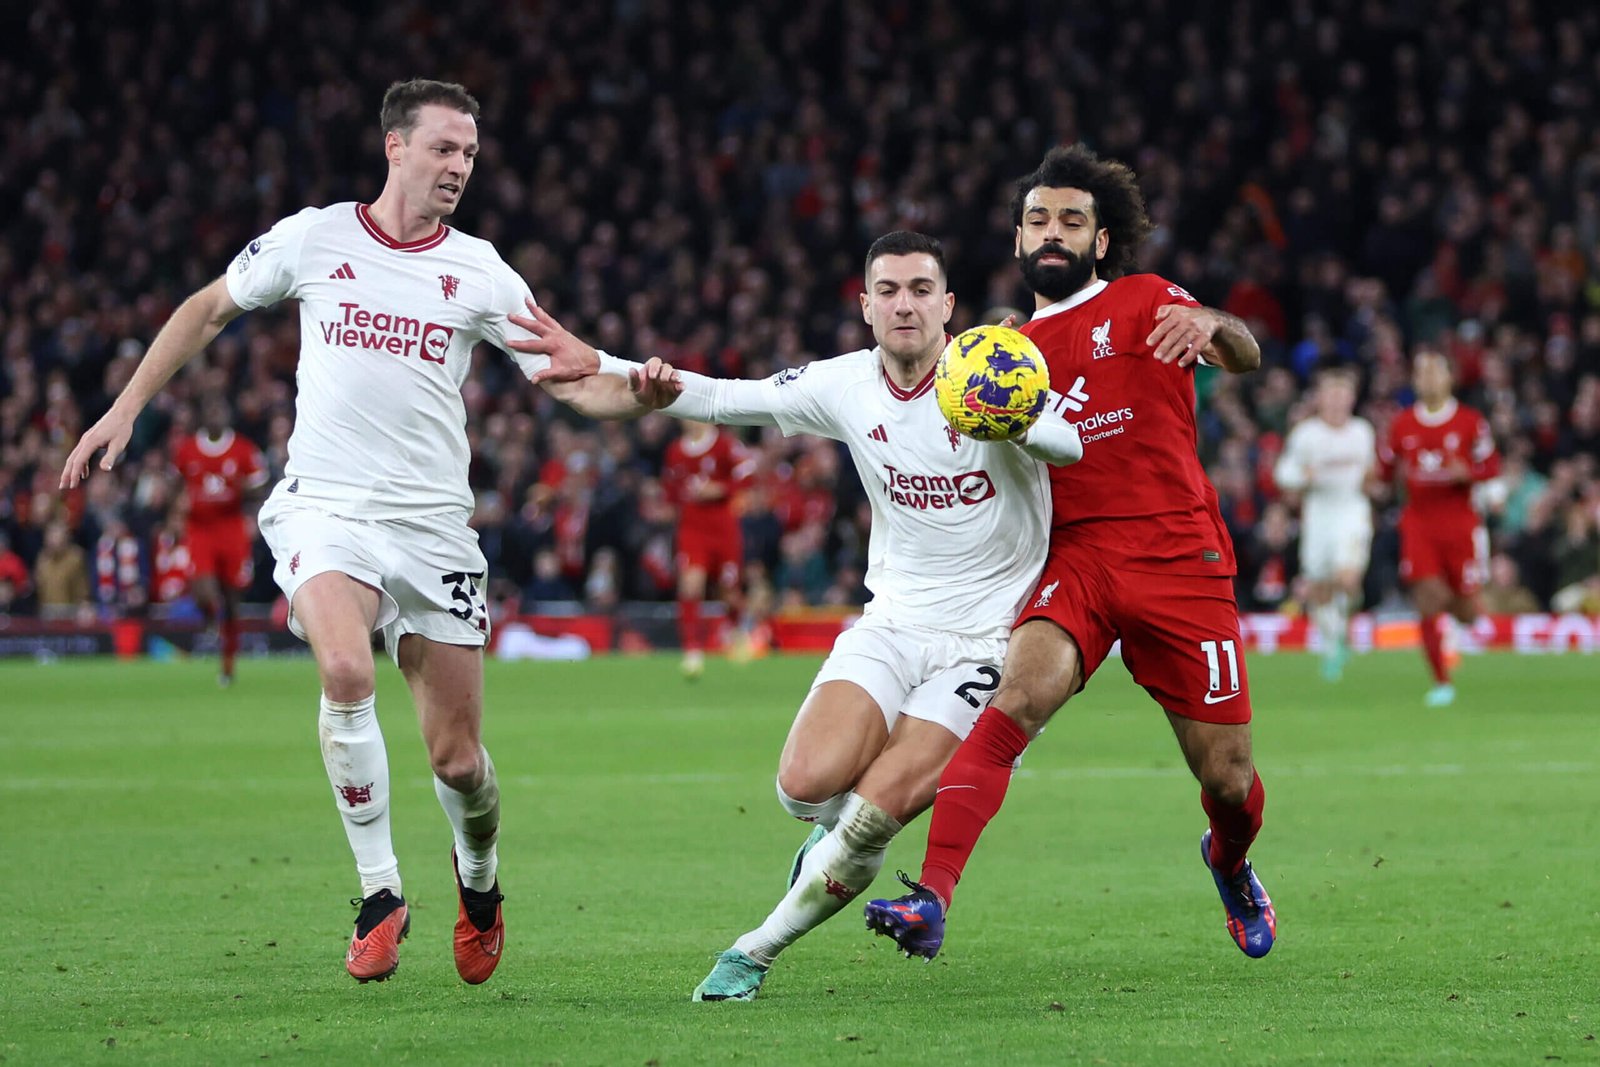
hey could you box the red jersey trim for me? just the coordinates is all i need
[356,204,450,252]
[882,362,937,401]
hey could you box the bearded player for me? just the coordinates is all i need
[866,145,1277,961]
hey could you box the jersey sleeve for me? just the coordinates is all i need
[1273,424,1310,491]
[1149,275,1204,311]
[668,363,840,439]
[1467,411,1499,481]
[480,260,550,381]
[1356,419,1377,480]
[225,207,319,311]
[241,442,270,490]
[1376,417,1399,482]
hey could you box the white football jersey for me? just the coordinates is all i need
[1274,415,1376,530]
[672,350,1053,640]
[225,203,548,519]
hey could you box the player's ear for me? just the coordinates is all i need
[385,130,403,167]
[1095,227,1109,261]
[941,291,955,324]
[859,290,872,325]
[1013,228,1023,259]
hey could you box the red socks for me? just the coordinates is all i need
[678,599,702,652]
[1420,613,1449,683]
[1202,771,1265,876]
[919,706,1031,908]
[220,617,238,676]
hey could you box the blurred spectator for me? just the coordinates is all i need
[0,531,31,612]
[4,1,1599,622]
[34,520,89,618]
[1480,554,1540,616]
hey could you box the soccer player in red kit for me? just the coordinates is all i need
[1377,349,1499,707]
[661,420,753,678]
[174,397,268,684]
[866,144,1278,959]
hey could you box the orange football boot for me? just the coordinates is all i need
[452,850,505,984]
[346,888,409,982]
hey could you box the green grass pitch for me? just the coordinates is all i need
[1,650,1595,1065]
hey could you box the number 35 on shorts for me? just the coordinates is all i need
[1200,639,1242,705]
[442,570,488,631]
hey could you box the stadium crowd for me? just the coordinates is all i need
[1,0,1597,624]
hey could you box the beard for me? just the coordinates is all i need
[1020,243,1096,302]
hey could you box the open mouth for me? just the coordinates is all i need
[438,183,461,198]
[1037,252,1069,265]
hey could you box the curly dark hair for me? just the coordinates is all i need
[1010,144,1151,280]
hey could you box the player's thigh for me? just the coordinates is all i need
[779,680,890,801]
[853,715,963,824]
[257,501,396,643]
[375,513,490,668]
[1165,711,1254,803]
[398,634,485,784]
[1116,573,1253,726]
[292,571,384,699]
[994,619,1090,734]
[1001,546,1114,732]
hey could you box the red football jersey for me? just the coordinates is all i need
[174,430,268,525]
[1022,274,1235,575]
[662,430,753,529]
[1378,399,1499,525]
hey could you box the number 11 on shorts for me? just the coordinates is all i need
[1200,639,1240,696]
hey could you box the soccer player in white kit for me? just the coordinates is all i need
[1272,366,1376,680]
[60,79,649,985]
[509,231,1084,1000]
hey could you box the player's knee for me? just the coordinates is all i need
[991,681,1056,734]
[430,743,485,794]
[1200,753,1255,808]
[775,775,848,826]
[317,649,374,703]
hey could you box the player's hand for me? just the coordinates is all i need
[629,356,683,409]
[506,299,601,384]
[1147,304,1220,367]
[59,408,136,489]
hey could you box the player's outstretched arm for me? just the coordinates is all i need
[1012,403,1083,466]
[1148,304,1261,373]
[60,277,245,488]
[505,300,673,419]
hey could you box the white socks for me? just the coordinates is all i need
[435,748,501,892]
[1314,592,1349,652]
[733,793,902,967]
[318,693,399,898]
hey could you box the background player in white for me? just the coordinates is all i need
[60,79,649,985]
[1273,366,1376,680]
[508,231,1083,1001]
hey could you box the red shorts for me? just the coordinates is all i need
[1016,541,1252,724]
[1399,518,1486,597]
[187,518,253,589]
[676,523,742,589]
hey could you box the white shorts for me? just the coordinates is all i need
[1300,514,1372,582]
[810,615,1007,740]
[258,499,489,664]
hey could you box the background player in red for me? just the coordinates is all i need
[866,144,1277,960]
[661,420,754,678]
[173,396,268,684]
[1376,349,1500,707]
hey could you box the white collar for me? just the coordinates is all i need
[196,429,235,456]
[1414,398,1458,427]
[1027,279,1109,322]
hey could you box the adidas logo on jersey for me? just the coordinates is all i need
[329,262,356,280]
[869,424,888,442]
